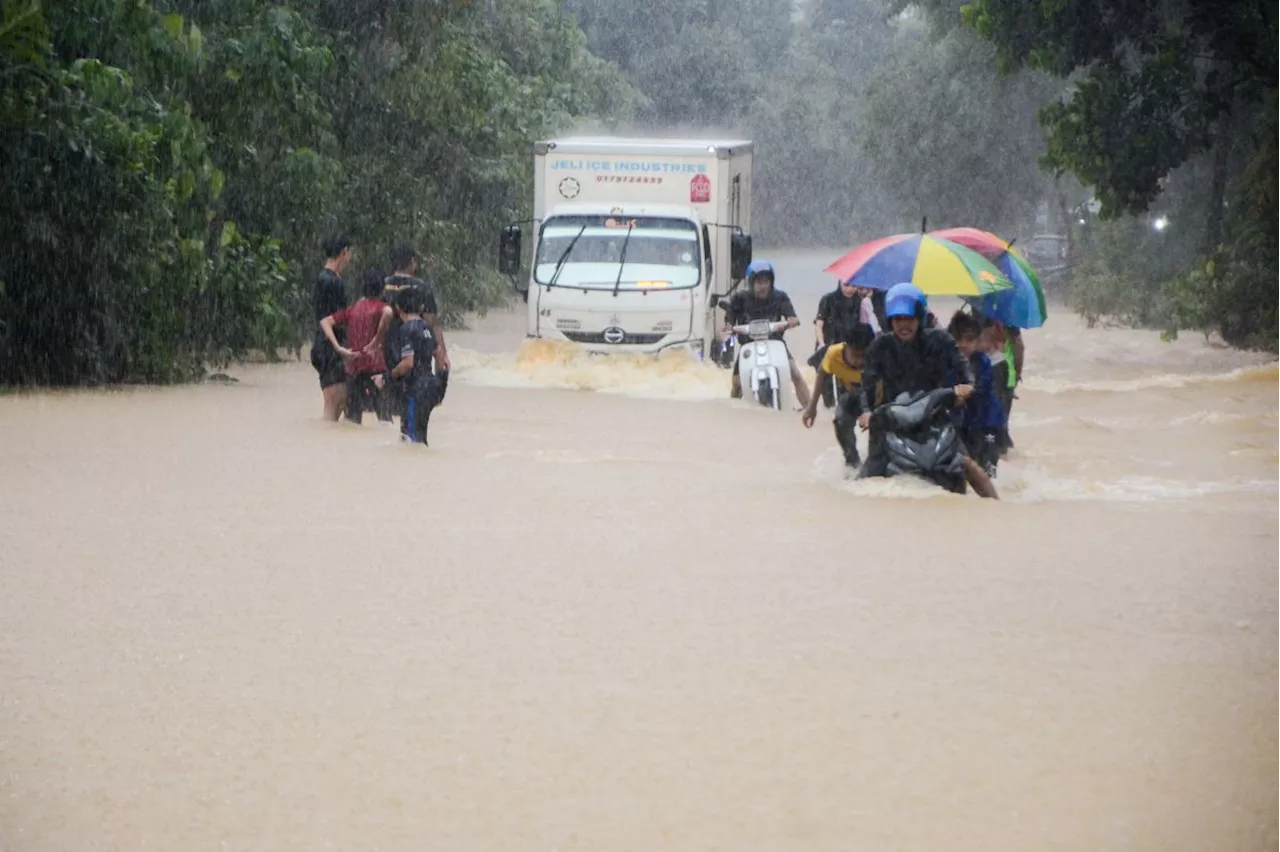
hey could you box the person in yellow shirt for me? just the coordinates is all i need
[802,324,876,470]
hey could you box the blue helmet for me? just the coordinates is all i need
[745,260,775,284]
[885,282,927,320]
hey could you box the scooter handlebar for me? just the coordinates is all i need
[729,321,789,337]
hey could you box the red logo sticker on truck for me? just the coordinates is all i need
[690,174,711,203]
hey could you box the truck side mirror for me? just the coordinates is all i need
[730,233,752,280]
[498,226,522,276]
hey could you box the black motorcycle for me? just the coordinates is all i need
[869,387,967,494]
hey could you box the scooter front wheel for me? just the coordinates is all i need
[755,377,778,409]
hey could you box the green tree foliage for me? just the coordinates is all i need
[965,0,1278,348]
[0,0,632,385]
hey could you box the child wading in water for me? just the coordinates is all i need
[801,323,877,472]
[319,267,394,424]
[947,311,1005,477]
[376,287,449,445]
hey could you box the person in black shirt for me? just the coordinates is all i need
[812,279,865,408]
[379,286,449,445]
[312,235,353,421]
[721,260,811,407]
[815,280,865,348]
[381,244,450,368]
[856,282,998,498]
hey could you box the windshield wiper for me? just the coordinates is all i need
[612,223,635,297]
[546,225,587,289]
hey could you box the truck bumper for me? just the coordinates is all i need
[528,330,704,356]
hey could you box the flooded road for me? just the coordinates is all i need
[2,249,1276,850]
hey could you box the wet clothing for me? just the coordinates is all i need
[327,297,389,377]
[815,289,864,346]
[311,343,346,389]
[330,297,393,424]
[808,342,841,409]
[833,391,864,468]
[395,318,437,391]
[819,342,863,394]
[999,328,1021,452]
[726,287,798,345]
[953,352,1005,432]
[951,351,1005,476]
[311,268,347,389]
[345,373,392,425]
[857,328,973,479]
[381,274,439,374]
[857,328,973,416]
[313,269,347,322]
[402,371,449,444]
[392,317,444,444]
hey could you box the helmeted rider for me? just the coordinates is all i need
[722,260,811,407]
[856,282,998,498]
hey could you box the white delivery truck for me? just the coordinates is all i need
[498,136,754,361]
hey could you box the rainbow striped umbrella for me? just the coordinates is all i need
[824,233,1014,297]
[931,227,1047,324]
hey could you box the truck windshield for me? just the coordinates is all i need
[534,216,701,290]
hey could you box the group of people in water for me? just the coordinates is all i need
[308,241,1026,493]
[724,260,1025,500]
[310,236,450,445]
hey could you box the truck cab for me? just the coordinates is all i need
[499,137,754,360]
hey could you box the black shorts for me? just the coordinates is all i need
[345,372,392,424]
[310,338,346,389]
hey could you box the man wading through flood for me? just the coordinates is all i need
[312,236,354,421]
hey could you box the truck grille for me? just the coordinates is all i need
[562,331,667,346]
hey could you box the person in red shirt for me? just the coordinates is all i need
[319,267,394,424]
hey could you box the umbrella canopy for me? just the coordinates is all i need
[931,227,1047,321]
[963,253,1046,329]
[824,233,1013,297]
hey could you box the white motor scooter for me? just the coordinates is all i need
[728,318,792,410]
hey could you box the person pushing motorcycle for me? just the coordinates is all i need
[721,260,811,408]
[856,282,998,499]
[801,323,876,469]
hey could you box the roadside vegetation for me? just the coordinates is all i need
[0,0,1272,385]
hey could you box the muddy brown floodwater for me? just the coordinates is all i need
[2,250,1276,851]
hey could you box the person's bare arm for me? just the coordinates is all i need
[390,352,414,380]
[802,368,829,427]
[424,312,450,369]
[364,307,393,356]
[1011,332,1025,384]
[319,315,355,358]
